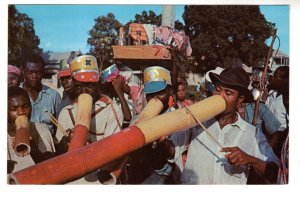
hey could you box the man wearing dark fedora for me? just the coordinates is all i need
[163,67,279,184]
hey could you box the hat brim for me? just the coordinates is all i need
[59,69,71,77]
[205,70,215,82]
[73,72,99,82]
[205,67,224,82]
[144,81,167,94]
[209,72,253,103]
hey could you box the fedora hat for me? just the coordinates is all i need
[209,67,253,102]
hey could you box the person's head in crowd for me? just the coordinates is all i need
[177,77,186,85]
[69,55,100,102]
[99,64,124,97]
[8,65,22,88]
[176,81,188,102]
[209,67,253,117]
[21,53,45,89]
[143,66,172,113]
[269,66,289,92]
[59,58,75,98]
[271,66,289,114]
[8,87,32,125]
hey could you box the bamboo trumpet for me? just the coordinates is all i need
[111,97,164,181]
[9,95,225,184]
[68,93,93,151]
[14,115,31,157]
[130,98,163,125]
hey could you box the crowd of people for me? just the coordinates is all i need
[7,51,289,185]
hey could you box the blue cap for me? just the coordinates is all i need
[144,81,167,94]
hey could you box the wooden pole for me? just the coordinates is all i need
[252,29,277,126]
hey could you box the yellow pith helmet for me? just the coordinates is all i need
[143,66,171,94]
[70,55,99,82]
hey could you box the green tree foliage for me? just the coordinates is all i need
[8,5,42,67]
[134,10,162,26]
[183,5,275,73]
[174,20,185,31]
[87,13,122,71]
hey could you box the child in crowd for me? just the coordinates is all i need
[7,87,56,175]
[174,80,194,109]
[8,65,22,88]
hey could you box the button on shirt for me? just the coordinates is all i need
[170,113,279,184]
[21,84,62,132]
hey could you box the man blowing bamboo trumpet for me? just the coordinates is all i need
[7,87,56,176]
[55,55,124,184]
[162,67,280,184]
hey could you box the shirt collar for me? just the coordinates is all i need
[64,103,75,110]
[40,85,48,94]
[229,112,248,132]
[20,82,48,95]
[95,99,109,108]
[270,90,283,99]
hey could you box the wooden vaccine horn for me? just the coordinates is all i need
[131,98,163,125]
[14,115,31,157]
[109,97,164,183]
[9,95,225,184]
[68,93,93,151]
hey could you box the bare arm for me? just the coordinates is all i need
[112,76,132,127]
